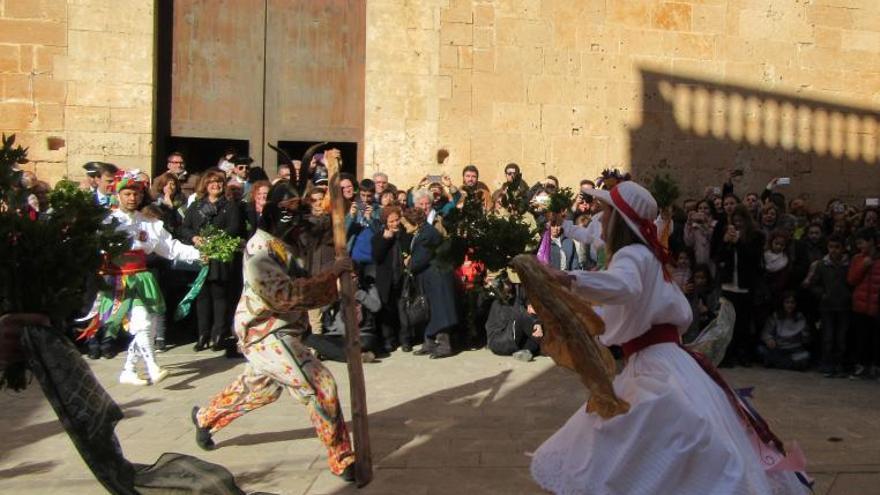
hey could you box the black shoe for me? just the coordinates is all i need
[211,343,225,352]
[191,406,215,451]
[429,333,452,359]
[400,344,413,353]
[225,347,244,359]
[87,350,101,360]
[193,337,208,352]
[414,337,436,356]
[429,349,453,359]
[102,350,116,359]
[338,463,356,483]
[155,338,167,352]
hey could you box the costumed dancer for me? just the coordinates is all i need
[81,172,202,386]
[530,181,811,494]
[191,187,357,481]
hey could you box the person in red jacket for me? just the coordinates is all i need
[847,229,880,379]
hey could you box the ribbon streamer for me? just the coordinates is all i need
[174,266,210,321]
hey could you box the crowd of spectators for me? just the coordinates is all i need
[15,149,880,379]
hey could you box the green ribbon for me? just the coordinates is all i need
[174,265,210,321]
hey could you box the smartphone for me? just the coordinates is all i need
[712,186,721,195]
[777,177,791,185]
[426,174,443,183]
[867,198,880,207]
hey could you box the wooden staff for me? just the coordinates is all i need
[325,149,373,486]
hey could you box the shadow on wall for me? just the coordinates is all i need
[630,69,879,205]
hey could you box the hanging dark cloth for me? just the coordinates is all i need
[21,325,261,495]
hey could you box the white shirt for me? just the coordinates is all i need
[105,210,201,263]
[569,244,693,346]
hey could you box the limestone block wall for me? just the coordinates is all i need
[363,0,446,188]
[365,0,880,203]
[0,0,154,184]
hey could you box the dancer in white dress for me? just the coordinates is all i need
[530,181,810,495]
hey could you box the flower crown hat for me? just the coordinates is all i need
[114,169,148,193]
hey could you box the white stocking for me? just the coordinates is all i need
[125,306,159,374]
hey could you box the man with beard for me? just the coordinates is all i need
[191,177,357,481]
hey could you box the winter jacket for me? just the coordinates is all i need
[713,230,765,292]
[549,237,582,271]
[484,287,532,356]
[810,255,851,311]
[761,313,810,351]
[848,254,880,317]
[180,196,244,282]
[322,285,381,337]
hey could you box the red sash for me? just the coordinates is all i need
[101,250,148,275]
[621,324,787,456]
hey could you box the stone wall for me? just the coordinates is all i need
[365,0,880,204]
[0,0,154,184]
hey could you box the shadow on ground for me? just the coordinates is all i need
[299,364,585,495]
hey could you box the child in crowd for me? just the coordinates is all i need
[669,248,694,294]
[758,292,811,371]
[846,229,880,379]
[808,236,851,377]
[683,263,721,344]
[548,221,581,272]
[764,231,792,293]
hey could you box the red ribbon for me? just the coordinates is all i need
[609,186,672,279]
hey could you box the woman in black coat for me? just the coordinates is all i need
[712,203,765,366]
[372,205,408,352]
[400,207,459,359]
[180,169,245,351]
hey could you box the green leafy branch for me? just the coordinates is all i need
[198,224,242,263]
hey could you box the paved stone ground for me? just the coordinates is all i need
[1,345,879,494]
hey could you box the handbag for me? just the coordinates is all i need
[398,234,430,327]
[399,271,430,328]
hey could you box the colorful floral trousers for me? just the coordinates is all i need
[195,332,354,475]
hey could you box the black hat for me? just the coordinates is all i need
[231,155,254,166]
[82,162,102,177]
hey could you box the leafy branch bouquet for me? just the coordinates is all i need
[547,187,575,214]
[173,224,242,321]
[649,173,680,210]
[0,134,129,390]
[438,181,538,275]
[197,224,242,263]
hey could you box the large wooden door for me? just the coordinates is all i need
[160,0,365,173]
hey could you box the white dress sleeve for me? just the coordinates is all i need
[562,218,595,245]
[569,248,644,305]
[148,220,201,262]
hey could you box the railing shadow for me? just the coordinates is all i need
[631,69,879,204]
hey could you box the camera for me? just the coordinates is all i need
[580,191,593,204]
